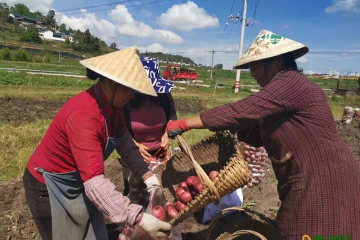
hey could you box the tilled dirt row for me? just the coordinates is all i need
[0,97,207,126]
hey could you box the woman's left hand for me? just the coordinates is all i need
[161,133,171,150]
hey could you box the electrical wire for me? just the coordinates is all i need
[55,0,173,15]
[230,0,236,14]
[247,0,259,27]
[56,0,141,13]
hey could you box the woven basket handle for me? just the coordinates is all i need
[175,135,221,202]
[206,206,275,240]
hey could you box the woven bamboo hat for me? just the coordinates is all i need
[234,29,309,69]
[80,47,157,96]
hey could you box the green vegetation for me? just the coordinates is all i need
[13,48,30,61]
[0,119,51,180]
[1,58,360,181]
[19,26,42,43]
[0,47,11,60]
[140,52,196,65]
[0,3,113,55]
[0,70,92,87]
[71,29,102,53]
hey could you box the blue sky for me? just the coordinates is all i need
[5,0,360,75]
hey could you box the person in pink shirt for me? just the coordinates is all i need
[123,57,176,196]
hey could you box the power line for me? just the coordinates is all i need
[247,0,259,27]
[309,51,360,54]
[56,0,172,15]
[230,0,237,14]
[57,0,141,13]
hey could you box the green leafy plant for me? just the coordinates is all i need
[19,30,31,42]
[13,48,28,61]
[0,47,11,60]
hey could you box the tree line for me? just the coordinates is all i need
[0,3,110,54]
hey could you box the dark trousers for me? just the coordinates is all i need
[23,168,52,240]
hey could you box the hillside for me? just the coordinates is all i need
[0,3,199,64]
[139,52,196,65]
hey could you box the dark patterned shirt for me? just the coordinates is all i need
[200,71,360,239]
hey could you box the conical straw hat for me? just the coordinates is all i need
[80,47,157,96]
[234,29,309,69]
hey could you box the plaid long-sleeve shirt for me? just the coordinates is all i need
[200,71,360,239]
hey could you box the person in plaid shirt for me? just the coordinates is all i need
[166,30,360,239]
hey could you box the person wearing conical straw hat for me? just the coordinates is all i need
[166,30,360,239]
[23,47,172,240]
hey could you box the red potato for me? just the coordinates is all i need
[186,176,200,188]
[175,187,187,200]
[209,170,220,181]
[118,234,130,240]
[178,181,188,188]
[165,202,179,218]
[151,205,166,221]
[122,228,133,237]
[193,183,203,194]
[180,191,193,204]
[175,201,186,212]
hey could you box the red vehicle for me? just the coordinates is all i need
[163,64,198,82]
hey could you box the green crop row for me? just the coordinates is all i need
[0,70,94,87]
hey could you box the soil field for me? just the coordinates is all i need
[0,97,206,126]
[0,108,359,239]
[0,97,67,126]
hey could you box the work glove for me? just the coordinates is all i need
[166,119,190,139]
[138,213,172,238]
[144,175,160,194]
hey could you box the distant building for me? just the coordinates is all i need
[9,13,39,25]
[39,29,74,43]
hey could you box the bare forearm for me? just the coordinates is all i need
[185,116,205,129]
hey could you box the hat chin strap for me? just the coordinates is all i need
[110,85,118,107]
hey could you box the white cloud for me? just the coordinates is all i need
[157,1,219,31]
[328,68,341,76]
[153,30,184,44]
[304,70,316,75]
[56,12,116,43]
[110,5,184,44]
[56,5,183,45]
[80,9,87,13]
[110,5,135,25]
[283,24,290,29]
[3,0,54,12]
[136,43,164,53]
[141,9,152,17]
[116,22,154,38]
[325,0,360,13]
[296,56,308,64]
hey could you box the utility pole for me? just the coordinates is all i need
[209,50,216,80]
[234,0,247,93]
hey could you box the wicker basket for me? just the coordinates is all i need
[153,132,251,225]
[207,207,276,240]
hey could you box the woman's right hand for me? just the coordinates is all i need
[166,119,190,139]
[135,142,152,162]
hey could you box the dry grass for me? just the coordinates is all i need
[0,84,357,181]
[0,120,50,181]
